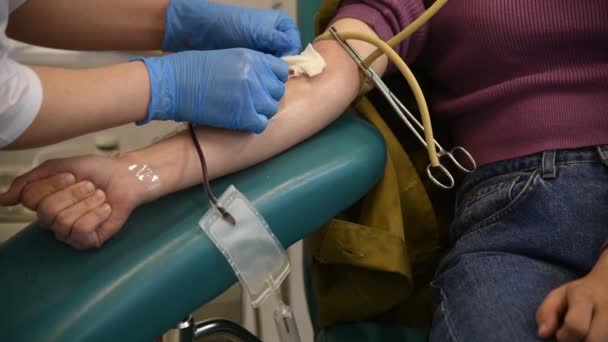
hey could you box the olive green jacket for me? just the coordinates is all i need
[306,0,452,329]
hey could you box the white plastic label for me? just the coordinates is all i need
[199,185,290,307]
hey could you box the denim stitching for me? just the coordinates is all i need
[455,173,533,237]
[459,169,541,240]
[506,175,521,202]
[456,158,599,241]
[473,170,539,231]
[560,162,606,170]
[459,181,512,216]
[464,160,596,191]
[462,161,595,207]
[439,290,462,342]
[556,160,597,167]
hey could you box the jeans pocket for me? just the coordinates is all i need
[450,169,540,241]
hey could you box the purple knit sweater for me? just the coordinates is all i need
[334,0,608,165]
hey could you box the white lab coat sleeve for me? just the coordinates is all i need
[0,58,42,148]
[0,0,42,148]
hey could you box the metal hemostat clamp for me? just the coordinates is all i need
[328,26,477,189]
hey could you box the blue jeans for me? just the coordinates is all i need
[429,146,608,342]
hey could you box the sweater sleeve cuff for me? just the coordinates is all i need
[333,2,396,45]
[331,0,428,73]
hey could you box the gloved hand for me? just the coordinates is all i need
[133,48,288,133]
[162,0,301,57]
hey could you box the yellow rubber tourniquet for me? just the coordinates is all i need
[315,0,449,167]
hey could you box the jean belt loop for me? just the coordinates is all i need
[541,150,557,179]
[598,145,608,167]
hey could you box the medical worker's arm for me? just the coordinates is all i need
[5,62,150,149]
[5,48,288,149]
[0,18,388,249]
[6,0,300,56]
[7,0,166,50]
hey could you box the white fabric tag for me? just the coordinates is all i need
[282,44,326,78]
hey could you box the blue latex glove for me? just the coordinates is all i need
[133,48,288,133]
[162,0,301,57]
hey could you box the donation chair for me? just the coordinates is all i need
[0,114,387,341]
[2,2,434,340]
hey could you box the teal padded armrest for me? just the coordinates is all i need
[0,115,386,341]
